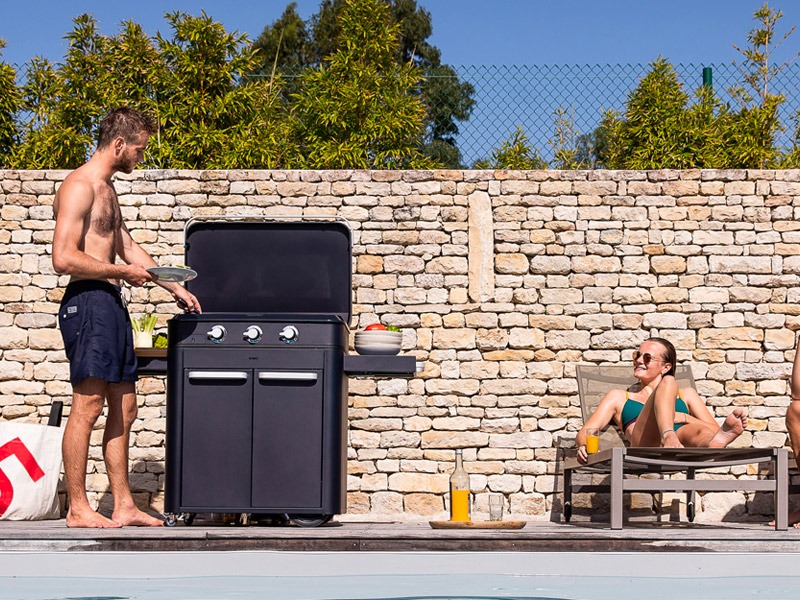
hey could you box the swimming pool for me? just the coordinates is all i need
[2,551,800,599]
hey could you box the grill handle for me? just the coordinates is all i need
[258,372,318,382]
[188,371,249,381]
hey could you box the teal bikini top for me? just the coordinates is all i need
[621,391,689,429]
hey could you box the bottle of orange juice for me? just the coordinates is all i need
[449,449,471,522]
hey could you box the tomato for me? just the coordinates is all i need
[365,323,387,330]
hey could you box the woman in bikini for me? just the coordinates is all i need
[576,337,747,464]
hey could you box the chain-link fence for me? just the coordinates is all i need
[443,63,800,167]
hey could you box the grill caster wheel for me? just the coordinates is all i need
[165,514,178,527]
[564,502,572,523]
[183,513,196,526]
[287,514,333,528]
[687,501,695,522]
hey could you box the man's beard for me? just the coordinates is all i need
[113,154,136,174]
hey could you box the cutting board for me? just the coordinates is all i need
[134,348,167,358]
[429,520,526,529]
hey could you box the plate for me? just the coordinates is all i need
[147,266,197,283]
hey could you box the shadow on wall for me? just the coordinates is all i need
[91,459,164,520]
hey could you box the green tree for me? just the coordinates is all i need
[252,0,474,167]
[289,0,434,168]
[153,11,291,168]
[12,15,111,168]
[473,126,546,170]
[732,1,798,107]
[11,12,291,169]
[0,40,21,165]
[602,58,698,169]
[251,2,310,94]
[598,56,783,169]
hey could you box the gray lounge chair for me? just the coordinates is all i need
[563,364,789,529]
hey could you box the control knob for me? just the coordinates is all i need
[243,325,263,344]
[279,325,299,344]
[206,325,227,343]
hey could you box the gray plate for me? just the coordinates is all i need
[147,266,197,283]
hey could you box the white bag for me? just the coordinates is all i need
[0,420,64,520]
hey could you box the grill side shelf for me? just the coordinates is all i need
[343,355,418,377]
[136,348,168,376]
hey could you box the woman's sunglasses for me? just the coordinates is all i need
[632,350,667,366]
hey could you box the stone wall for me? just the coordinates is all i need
[1,167,798,522]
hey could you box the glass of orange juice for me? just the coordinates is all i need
[585,428,600,455]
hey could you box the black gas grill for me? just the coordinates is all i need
[163,217,416,527]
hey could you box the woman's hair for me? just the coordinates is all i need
[648,337,676,376]
[97,107,156,149]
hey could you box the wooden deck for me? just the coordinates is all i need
[2,517,799,554]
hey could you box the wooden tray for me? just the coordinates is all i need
[135,348,167,358]
[429,520,526,530]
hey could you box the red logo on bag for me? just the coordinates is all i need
[0,437,46,517]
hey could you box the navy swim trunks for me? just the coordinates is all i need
[58,280,138,385]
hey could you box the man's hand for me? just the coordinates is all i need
[122,264,154,287]
[173,288,202,313]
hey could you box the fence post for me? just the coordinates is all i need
[702,66,713,89]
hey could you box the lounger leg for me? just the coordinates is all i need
[611,447,624,529]
[775,448,788,531]
[686,467,696,522]
[563,467,573,523]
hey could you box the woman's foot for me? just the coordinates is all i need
[708,408,747,448]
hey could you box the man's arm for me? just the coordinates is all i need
[52,178,150,286]
[117,223,202,313]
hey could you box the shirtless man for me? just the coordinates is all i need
[52,107,201,528]
[786,338,800,527]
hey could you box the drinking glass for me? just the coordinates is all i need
[488,494,504,521]
[585,428,600,454]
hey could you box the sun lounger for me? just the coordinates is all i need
[562,364,789,530]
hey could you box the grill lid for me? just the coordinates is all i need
[183,218,352,323]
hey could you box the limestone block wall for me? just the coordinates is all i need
[1,167,798,522]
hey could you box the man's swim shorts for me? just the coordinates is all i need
[58,280,138,385]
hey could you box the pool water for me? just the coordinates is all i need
[4,573,800,600]
[2,552,800,600]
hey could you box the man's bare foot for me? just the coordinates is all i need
[66,509,122,528]
[769,507,800,528]
[112,507,164,527]
[708,408,747,448]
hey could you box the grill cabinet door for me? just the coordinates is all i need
[251,370,324,509]
[181,370,253,508]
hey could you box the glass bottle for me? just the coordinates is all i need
[449,449,471,522]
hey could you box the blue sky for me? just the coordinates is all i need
[2,0,800,70]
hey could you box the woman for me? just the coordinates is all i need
[576,337,747,464]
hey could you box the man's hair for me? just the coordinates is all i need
[97,107,156,149]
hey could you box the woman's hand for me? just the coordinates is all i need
[576,444,589,464]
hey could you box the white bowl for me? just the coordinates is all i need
[354,340,402,355]
[355,330,402,341]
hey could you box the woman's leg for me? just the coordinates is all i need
[676,408,747,448]
[629,376,679,447]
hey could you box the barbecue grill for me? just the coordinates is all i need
[163,217,417,527]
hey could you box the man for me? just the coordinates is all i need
[787,343,800,527]
[52,107,201,528]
